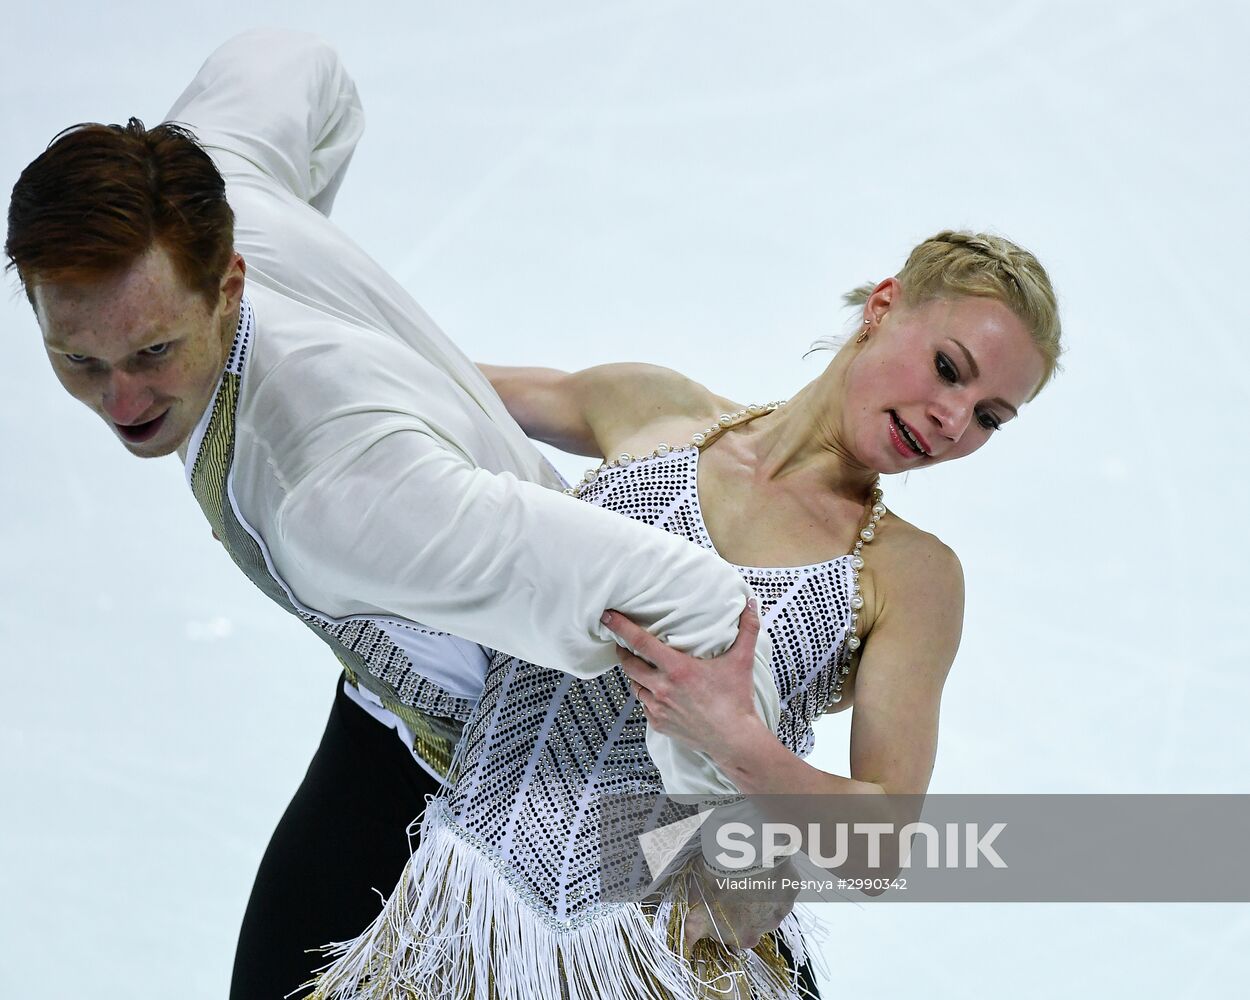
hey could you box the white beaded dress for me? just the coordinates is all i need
[312,412,877,1000]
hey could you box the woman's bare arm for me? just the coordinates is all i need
[607,534,961,897]
[607,529,964,798]
[477,362,715,458]
[475,365,598,456]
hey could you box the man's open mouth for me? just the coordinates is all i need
[116,410,169,443]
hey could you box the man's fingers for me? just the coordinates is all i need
[683,906,711,950]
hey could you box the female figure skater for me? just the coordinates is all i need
[310,230,1061,1000]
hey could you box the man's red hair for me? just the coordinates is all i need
[5,118,234,307]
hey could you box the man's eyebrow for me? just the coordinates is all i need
[45,329,176,356]
[952,338,1018,417]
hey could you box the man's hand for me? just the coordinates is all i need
[601,599,764,763]
[683,856,798,953]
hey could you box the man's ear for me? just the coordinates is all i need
[221,251,246,311]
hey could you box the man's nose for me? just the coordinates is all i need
[101,370,154,424]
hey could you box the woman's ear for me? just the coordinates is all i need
[865,276,900,327]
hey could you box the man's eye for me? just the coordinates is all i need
[935,353,958,383]
[141,343,170,357]
[65,353,90,364]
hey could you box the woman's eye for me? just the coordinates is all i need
[977,411,1001,431]
[141,343,170,357]
[65,353,90,364]
[935,352,958,383]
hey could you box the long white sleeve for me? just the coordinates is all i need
[166,28,363,214]
[168,30,778,794]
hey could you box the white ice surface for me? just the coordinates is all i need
[2,2,1248,997]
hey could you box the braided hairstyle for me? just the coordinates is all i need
[841,230,1062,399]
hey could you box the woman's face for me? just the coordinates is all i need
[842,286,1047,474]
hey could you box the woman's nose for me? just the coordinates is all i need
[928,396,974,442]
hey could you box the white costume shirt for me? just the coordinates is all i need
[167,29,778,794]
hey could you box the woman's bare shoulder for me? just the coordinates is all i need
[872,510,965,599]
[583,363,727,456]
[850,507,964,672]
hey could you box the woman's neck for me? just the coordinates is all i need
[743,361,879,502]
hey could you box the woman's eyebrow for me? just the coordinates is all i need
[951,339,981,379]
[952,338,1018,416]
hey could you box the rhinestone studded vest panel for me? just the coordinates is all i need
[443,442,861,924]
[187,299,473,779]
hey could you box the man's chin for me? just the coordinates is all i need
[119,436,182,458]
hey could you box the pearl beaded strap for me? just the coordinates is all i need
[832,483,885,706]
[561,400,789,497]
[562,399,885,707]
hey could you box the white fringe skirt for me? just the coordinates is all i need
[307,802,813,1000]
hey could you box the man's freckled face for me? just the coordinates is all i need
[35,245,233,458]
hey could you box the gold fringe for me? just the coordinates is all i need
[306,808,808,1000]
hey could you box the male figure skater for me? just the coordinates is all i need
[6,29,776,998]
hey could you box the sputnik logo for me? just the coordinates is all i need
[637,809,716,890]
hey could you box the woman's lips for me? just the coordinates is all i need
[888,411,927,458]
[116,410,169,443]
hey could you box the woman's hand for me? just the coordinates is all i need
[601,599,766,763]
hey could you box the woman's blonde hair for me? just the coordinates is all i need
[832,230,1062,399]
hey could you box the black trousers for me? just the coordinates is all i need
[229,676,822,998]
[229,679,442,999]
